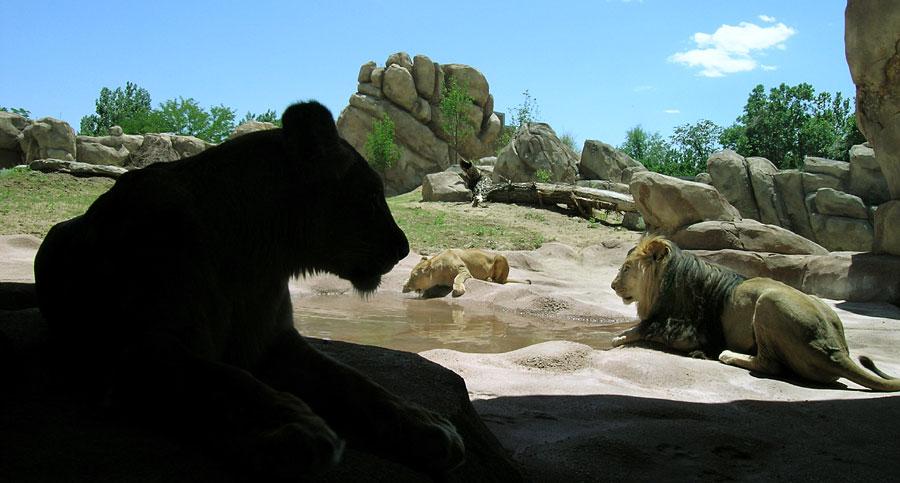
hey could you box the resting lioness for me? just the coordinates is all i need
[610,236,900,391]
[402,248,530,297]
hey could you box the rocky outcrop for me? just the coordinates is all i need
[228,121,278,140]
[0,111,29,168]
[670,220,827,255]
[706,150,760,220]
[846,0,900,256]
[848,143,890,205]
[578,140,646,183]
[19,117,76,163]
[692,249,900,304]
[29,159,127,179]
[337,52,503,195]
[629,171,741,234]
[422,172,472,202]
[493,123,578,183]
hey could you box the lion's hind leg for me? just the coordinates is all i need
[718,350,783,375]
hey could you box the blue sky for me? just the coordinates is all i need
[3,0,852,149]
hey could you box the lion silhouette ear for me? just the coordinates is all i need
[281,101,347,175]
[644,238,671,262]
[420,256,429,261]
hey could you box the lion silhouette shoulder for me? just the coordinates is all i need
[34,101,464,477]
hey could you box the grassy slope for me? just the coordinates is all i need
[0,168,628,253]
[0,168,114,237]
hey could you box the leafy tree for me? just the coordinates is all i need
[154,97,236,143]
[621,125,650,161]
[0,106,31,118]
[240,109,282,127]
[79,81,154,136]
[365,113,401,174]
[719,83,863,168]
[669,119,723,175]
[439,77,477,164]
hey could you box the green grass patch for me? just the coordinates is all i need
[1,169,550,253]
[387,190,547,254]
[0,167,114,237]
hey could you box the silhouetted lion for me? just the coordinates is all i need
[34,101,464,477]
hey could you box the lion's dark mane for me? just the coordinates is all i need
[639,244,745,356]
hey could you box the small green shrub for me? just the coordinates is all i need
[365,113,401,173]
[535,169,552,183]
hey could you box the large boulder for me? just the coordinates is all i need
[746,156,783,225]
[125,133,180,168]
[170,135,211,158]
[846,1,900,200]
[692,249,900,304]
[493,123,578,183]
[873,200,900,255]
[29,159,127,179]
[229,121,277,140]
[814,188,868,219]
[706,150,760,220]
[338,53,503,195]
[19,117,76,162]
[422,172,472,202]
[578,140,646,183]
[809,214,873,252]
[803,157,850,191]
[670,220,827,255]
[75,139,130,166]
[629,171,741,234]
[848,144,890,205]
[0,111,29,168]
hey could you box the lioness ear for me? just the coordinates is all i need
[644,238,671,262]
[421,256,429,262]
[282,101,348,176]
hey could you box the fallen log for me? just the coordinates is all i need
[483,182,637,215]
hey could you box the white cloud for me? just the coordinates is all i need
[669,20,796,77]
[633,85,655,92]
[759,15,776,23]
[761,64,778,71]
[664,109,681,114]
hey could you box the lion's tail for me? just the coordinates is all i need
[504,278,532,285]
[838,355,900,392]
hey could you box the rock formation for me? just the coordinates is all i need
[337,52,503,195]
[845,0,900,256]
[578,140,646,184]
[493,123,578,183]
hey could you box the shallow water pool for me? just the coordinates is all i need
[292,294,634,354]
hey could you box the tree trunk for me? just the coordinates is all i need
[483,182,637,217]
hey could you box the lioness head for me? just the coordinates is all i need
[611,237,672,316]
[402,256,433,293]
[282,102,409,293]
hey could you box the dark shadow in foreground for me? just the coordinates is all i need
[474,393,900,482]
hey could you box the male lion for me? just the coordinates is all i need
[610,236,900,391]
[34,101,464,477]
[402,248,530,297]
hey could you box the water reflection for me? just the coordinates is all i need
[292,294,634,354]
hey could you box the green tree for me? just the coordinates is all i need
[365,113,401,174]
[0,107,31,118]
[79,81,154,136]
[240,109,282,127]
[621,125,650,161]
[439,77,477,164]
[719,83,863,168]
[154,97,236,143]
[669,119,723,175]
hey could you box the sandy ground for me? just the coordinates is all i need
[3,234,900,481]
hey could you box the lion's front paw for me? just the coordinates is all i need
[451,284,466,297]
[249,420,345,477]
[611,336,626,347]
[395,404,465,473]
[245,392,344,477]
